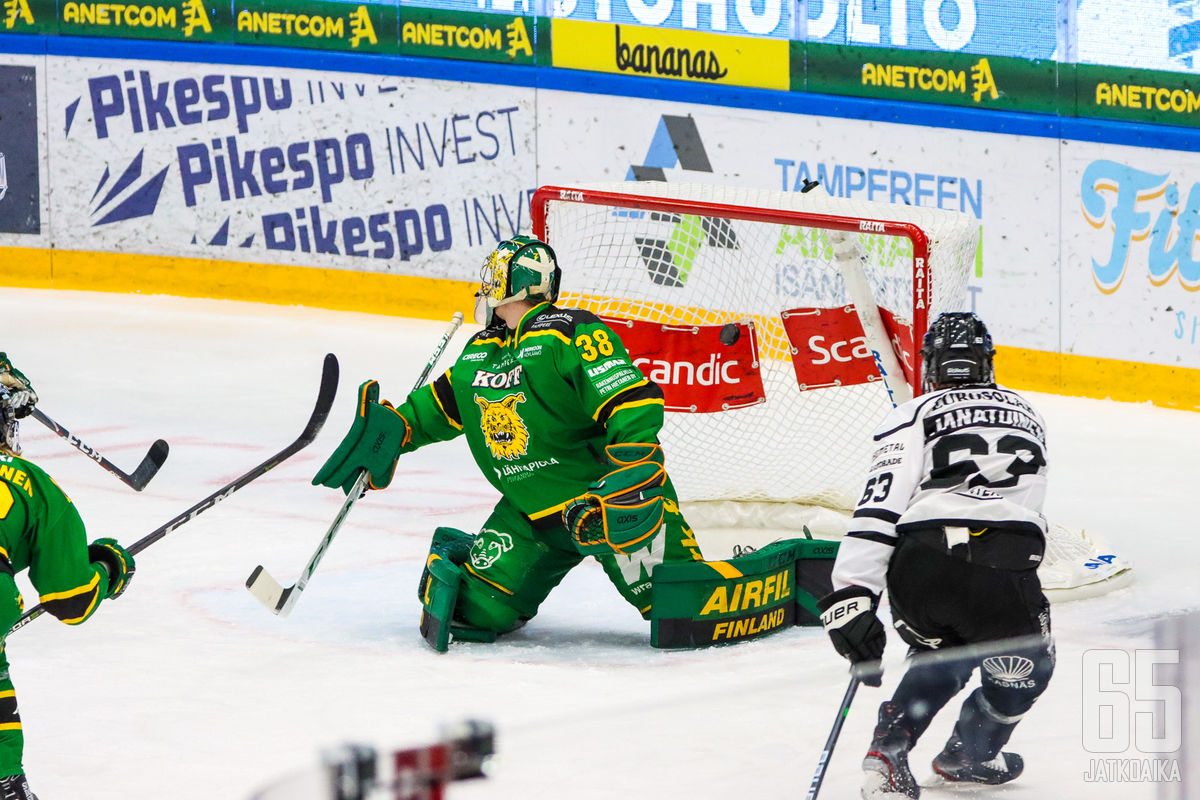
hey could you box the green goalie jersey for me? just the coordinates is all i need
[0,454,111,626]
[391,302,668,523]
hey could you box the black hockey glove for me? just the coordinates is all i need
[817,586,885,687]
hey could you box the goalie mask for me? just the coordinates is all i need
[474,235,561,326]
[921,312,995,392]
[0,386,20,456]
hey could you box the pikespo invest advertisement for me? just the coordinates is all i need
[45,55,537,281]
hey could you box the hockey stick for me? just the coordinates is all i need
[30,407,170,492]
[9,353,339,635]
[805,674,860,800]
[246,312,465,617]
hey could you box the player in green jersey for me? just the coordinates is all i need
[315,235,705,649]
[0,356,135,799]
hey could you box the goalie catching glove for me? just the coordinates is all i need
[562,443,667,556]
[0,353,37,419]
[88,538,135,599]
[312,380,411,494]
[817,585,886,687]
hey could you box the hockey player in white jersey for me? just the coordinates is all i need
[817,312,1054,799]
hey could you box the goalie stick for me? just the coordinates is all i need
[9,353,339,635]
[246,312,465,617]
[30,407,170,492]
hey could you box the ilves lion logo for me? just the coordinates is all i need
[470,528,513,569]
[475,392,529,460]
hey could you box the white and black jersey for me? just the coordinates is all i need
[833,385,1049,594]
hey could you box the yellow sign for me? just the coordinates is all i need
[348,5,376,47]
[551,18,788,91]
[698,568,790,616]
[63,2,178,27]
[1095,83,1200,115]
[181,0,209,36]
[3,0,33,28]
[861,56,1000,104]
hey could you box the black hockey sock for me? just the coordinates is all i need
[953,688,1020,761]
[891,654,973,742]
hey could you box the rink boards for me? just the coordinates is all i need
[1,39,1199,408]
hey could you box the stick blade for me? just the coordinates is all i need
[127,439,170,491]
[246,565,295,616]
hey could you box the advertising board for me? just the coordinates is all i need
[41,55,537,282]
[1062,139,1200,371]
[535,88,1061,352]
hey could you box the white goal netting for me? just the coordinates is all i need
[533,182,1130,597]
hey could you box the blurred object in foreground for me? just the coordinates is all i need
[249,719,496,800]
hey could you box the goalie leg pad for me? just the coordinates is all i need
[417,527,475,603]
[418,559,511,651]
[649,537,839,648]
[419,557,463,653]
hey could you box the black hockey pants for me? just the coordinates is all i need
[884,533,1055,757]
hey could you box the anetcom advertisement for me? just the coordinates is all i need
[534,89,1061,353]
[42,55,536,280]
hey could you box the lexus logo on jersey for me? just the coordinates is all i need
[781,305,916,391]
[601,317,765,413]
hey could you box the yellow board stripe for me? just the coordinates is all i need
[0,546,7,560]
[0,691,14,699]
[0,724,21,731]
[7,246,1199,411]
[0,246,475,322]
[706,561,744,580]
[463,563,515,595]
[996,345,1200,412]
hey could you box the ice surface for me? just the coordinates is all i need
[1,288,1191,799]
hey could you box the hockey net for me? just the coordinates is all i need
[532,182,1130,598]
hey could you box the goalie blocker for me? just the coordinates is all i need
[650,537,838,649]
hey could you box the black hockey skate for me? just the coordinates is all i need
[861,702,920,800]
[932,733,1024,785]
[0,775,37,800]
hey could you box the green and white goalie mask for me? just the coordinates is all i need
[474,235,561,326]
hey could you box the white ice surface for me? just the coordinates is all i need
[0,288,1192,799]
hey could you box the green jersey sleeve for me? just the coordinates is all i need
[391,368,465,454]
[0,456,108,625]
[558,317,666,446]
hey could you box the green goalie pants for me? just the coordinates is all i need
[454,493,703,633]
[0,646,23,777]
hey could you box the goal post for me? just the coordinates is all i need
[530,181,1130,597]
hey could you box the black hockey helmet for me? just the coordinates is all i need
[921,312,995,392]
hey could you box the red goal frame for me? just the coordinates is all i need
[531,184,933,392]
